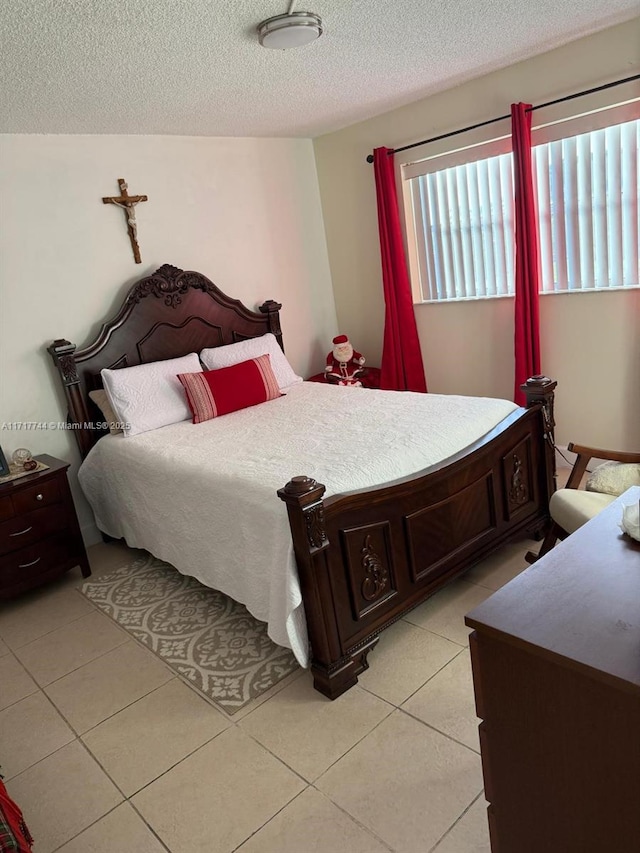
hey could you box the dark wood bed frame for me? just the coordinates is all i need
[49,264,557,699]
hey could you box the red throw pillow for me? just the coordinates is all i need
[178,354,281,423]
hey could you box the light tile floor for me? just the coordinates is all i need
[0,526,551,853]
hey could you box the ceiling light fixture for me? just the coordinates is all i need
[257,1,323,50]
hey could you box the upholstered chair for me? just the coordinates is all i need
[527,442,640,562]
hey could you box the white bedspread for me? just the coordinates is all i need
[79,382,518,666]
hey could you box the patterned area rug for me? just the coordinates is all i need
[80,554,300,714]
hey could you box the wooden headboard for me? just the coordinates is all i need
[48,264,283,459]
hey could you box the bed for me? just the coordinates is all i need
[49,264,557,699]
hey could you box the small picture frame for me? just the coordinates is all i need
[0,446,9,477]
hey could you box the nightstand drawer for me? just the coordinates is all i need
[0,496,13,522]
[12,478,61,515]
[0,534,74,589]
[0,504,68,556]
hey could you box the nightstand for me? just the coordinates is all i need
[307,367,381,389]
[0,454,91,598]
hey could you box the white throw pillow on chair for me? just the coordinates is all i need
[585,461,640,497]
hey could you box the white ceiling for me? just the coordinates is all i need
[1,1,637,138]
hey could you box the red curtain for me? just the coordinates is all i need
[511,103,541,405]
[373,147,427,392]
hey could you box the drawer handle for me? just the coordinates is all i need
[35,494,44,501]
[10,526,33,537]
[18,557,41,568]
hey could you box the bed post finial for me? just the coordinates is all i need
[278,476,329,557]
[259,300,284,352]
[48,339,92,458]
[521,374,557,503]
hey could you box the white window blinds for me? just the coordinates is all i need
[409,152,514,300]
[534,120,639,292]
[405,117,639,302]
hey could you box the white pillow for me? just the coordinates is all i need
[101,353,201,437]
[585,461,640,497]
[200,333,302,391]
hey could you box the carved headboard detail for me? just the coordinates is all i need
[48,264,283,458]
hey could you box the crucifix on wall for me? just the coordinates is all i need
[102,178,148,263]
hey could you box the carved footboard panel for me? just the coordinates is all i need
[279,377,556,699]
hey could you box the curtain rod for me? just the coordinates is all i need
[365,73,640,163]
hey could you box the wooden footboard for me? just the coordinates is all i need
[279,376,557,699]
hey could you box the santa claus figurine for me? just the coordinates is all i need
[325,334,366,386]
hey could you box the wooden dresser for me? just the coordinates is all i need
[465,486,640,853]
[0,454,91,598]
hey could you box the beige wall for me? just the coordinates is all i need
[314,21,640,450]
[0,134,337,543]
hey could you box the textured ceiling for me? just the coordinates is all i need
[1,1,637,137]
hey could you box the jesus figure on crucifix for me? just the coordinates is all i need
[110,197,139,240]
[102,178,148,263]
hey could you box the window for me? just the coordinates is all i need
[405,113,639,302]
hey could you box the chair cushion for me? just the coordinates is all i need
[550,489,616,535]
[585,461,640,497]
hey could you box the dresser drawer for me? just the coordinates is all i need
[0,495,13,522]
[468,631,486,720]
[478,721,495,804]
[12,478,61,515]
[487,804,500,853]
[0,504,68,556]
[0,533,74,589]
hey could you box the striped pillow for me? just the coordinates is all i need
[177,354,281,423]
